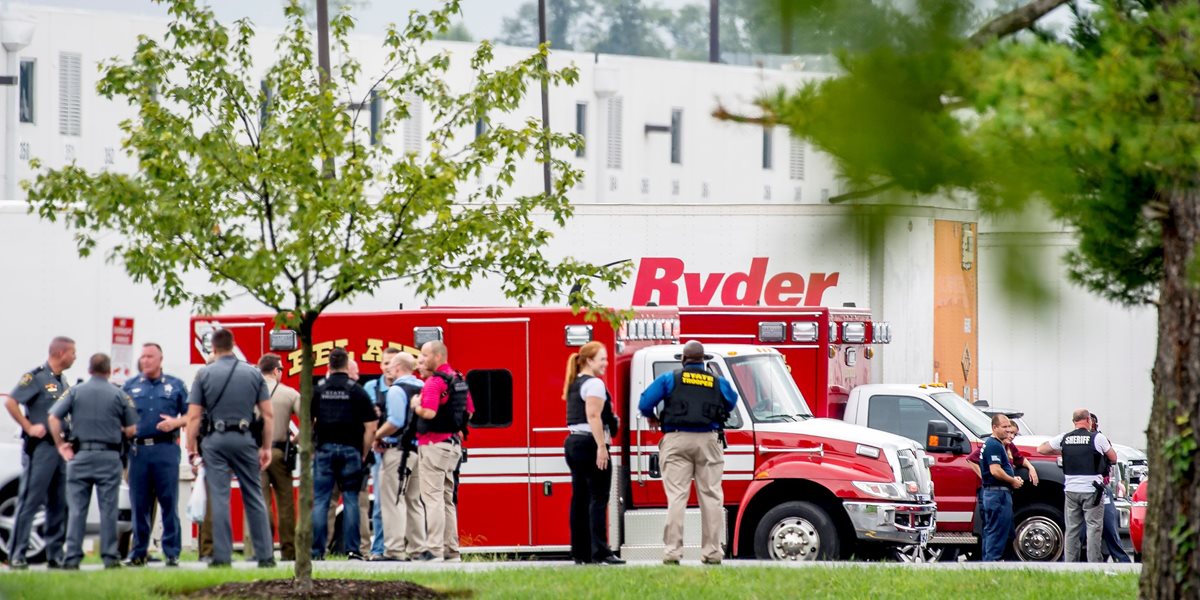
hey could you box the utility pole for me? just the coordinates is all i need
[709,0,719,63]
[316,0,334,177]
[538,0,552,197]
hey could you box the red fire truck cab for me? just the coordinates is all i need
[189,306,935,560]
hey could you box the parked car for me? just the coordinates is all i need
[0,422,132,562]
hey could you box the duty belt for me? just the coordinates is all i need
[210,419,251,434]
[78,441,123,453]
[134,434,177,446]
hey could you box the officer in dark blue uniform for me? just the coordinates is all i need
[48,353,137,570]
[979,413,1024,561]
[1,336,76,569]
[123,342,188,567]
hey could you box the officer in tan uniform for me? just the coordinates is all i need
[638,340,738,565]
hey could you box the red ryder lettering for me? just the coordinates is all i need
[631,257,839,306]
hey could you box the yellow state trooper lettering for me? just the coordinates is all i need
[681,371,714,388]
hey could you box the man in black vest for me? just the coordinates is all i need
[310,347,377,560]
[638,340,738,565]
[1038,408,1118,562]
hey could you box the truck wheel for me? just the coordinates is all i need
[753,501,840,561]
[893,544,956,563]
[1012,504,1064,562]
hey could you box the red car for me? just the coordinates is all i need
[1130,475,1148,559]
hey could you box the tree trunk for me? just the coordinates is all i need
[1140,187,1200,600]
[293,316,317,590]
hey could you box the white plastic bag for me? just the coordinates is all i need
[188,467,207,522]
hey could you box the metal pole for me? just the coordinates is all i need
[538,0,552,197]
[709,0,719,63]
[316,0,334,176]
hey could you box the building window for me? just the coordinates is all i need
[19,59,34,124]
[465,369,513,428]
[762,127,773,170]
[474,116,487,139]
[606,96,622,170]
[789,136,806,181]
[574,102,586,158]
[58,52,82,136]
[403,93,422,154]
[370,90,383,145]
[670,108,682,165]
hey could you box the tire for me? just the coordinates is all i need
[0,491,47,564]
[893,544,961,563]
[1012,503,1065,562]
[753,501,841,561]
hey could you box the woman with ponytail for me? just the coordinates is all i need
[562,341,625,565]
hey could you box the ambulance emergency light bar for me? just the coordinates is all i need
[756,320,893,345]
[618,318,680,342]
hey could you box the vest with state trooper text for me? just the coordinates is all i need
[313,373,366,446]
[1061,427,1105,476]
[660,368,727,430]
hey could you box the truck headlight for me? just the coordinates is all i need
[852,481,911,502]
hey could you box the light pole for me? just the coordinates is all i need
[538,0,552,198]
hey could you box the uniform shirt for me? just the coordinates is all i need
[417,363,475,446]
[568,377,612,443]
[979,436,1014,488]
[123,372,188,439]
[50,376,137,445]
[263,376,300,443]
[188,355,268,423]
[311,373,375,448]
[638,364,738,433]
[1047,430,1113,493]
[362,376,393,405]
[10,362,70,430]
[382,375,423,445]
[967,438,1025,469]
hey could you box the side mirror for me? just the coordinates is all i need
[926,420,966,454]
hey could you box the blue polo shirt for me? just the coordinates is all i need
[638,364,738,433]
[123,372,188,439]
[980,436,1014,487]
[382,375,423,445]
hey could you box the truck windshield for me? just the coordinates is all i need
[726,354,814,423]
[930,392,993,438]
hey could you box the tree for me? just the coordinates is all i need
[746,0,1196,596]
[434,21,473,42]
[499,0,592,50]
[24,0,625,589]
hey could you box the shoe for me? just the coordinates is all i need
[125,556,148,567]
[8,559,27,570]
[166,557,179,567]
[701,557,722,565]
[47,560,64,570]
[598,555,626,565]
[444,554,461,563]
[347,552,366,561]
[104,561,122,569]
[199,556,213,564]
[663,558,680,565]
[372,555,401,562]
[412,551,436,562]
[258,559,277,568]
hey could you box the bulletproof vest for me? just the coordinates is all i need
[392,379,424,448]
[660,368,726,429]
[566,375,591,426]
[417,371,469,435]
[1061,427,1105,476]
[374,379,391,429]
[313,374,360,442]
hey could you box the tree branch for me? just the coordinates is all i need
[827,180,899,204]
[967,0,1071,48]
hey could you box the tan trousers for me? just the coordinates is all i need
[419,442,462,558]
[378,447,426,558]
[261,447,296,560]
[326,479,372,555]
[660,431,725,562]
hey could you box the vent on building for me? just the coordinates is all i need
[58,52,82,136]
[403,93,422,154]
[670,108,682,164]
[19,59,35,124]
[606,96,623,170]
[575,102,587,158]
[789,136,805,181]
[762,127,773,170]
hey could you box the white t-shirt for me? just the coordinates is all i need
[1048,431,1113,493]
[568,377,610,443]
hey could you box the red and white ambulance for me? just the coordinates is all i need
[189,305,935,560]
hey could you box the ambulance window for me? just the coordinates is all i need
[867,395,951,444]
[465,369,513,428]
[649,361,742,430]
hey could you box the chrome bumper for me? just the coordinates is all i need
[843,501,938,545]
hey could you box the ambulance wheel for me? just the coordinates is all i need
[754,501,840,561]
[1012,504,1064,562]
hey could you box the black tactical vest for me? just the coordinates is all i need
[313,374,362,445]
[566,375,591,426]
[391,379,424,448]
[660,368,726,429]
[417,371,470,435]
[1061,427,1105,476]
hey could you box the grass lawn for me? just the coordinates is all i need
[0,565,1138,599]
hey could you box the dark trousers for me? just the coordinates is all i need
[1077,491,1132,563]
[312,443,364,558]
[981,488,1013,561]
[564,435,613,562]
[129,443,182,559]
[262,447,296,561]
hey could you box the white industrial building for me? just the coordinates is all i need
[0,4,1155,451]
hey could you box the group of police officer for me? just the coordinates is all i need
[1,330,474,568]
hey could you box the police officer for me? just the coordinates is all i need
[414,340,473,562]
[311,347,377,560]
[1,336,76,569]
[258,354,301,561]
[1076,414,1131,562]
[1038,408,1118,562]
[185,328,276,568]
[363,347,401,559]
[373,352,427,561]
[638,340,737,565]
[980,414,1023,561]
[123,342,188,567]
[47,353,137,569]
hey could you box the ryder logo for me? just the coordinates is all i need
[631,257,839,307]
